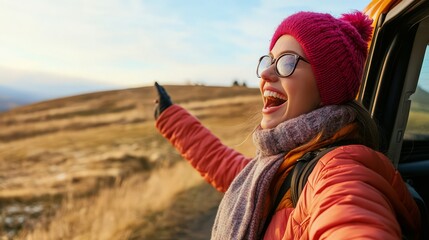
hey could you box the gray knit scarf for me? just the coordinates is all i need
[211,105,356,240]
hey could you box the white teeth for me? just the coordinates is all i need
[263,90,287,100]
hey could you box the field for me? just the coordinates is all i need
[0,85,261,239]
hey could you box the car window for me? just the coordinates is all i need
[405,44,429,140]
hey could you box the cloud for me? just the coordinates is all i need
[0,0,369,92]
[0,1,189,83]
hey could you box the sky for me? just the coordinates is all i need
[0,0,370,98]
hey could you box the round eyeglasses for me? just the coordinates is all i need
[256,53,309,78]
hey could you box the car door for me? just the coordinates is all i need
[362,0,429,233]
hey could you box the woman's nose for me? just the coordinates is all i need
[260,65,279,82]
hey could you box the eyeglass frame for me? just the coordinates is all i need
[256,53,310,78]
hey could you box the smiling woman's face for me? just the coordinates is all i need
[259,35,321,129]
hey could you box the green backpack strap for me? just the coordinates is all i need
[290,146,339,207]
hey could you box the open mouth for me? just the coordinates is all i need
[263,90,287,109]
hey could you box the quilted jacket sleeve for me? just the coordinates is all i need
[155,104,252,192]
[298,145,420,239]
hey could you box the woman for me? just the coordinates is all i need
[154,11,421,239]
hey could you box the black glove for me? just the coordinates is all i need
[154,82,173,120]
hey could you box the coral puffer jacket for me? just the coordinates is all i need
[156,105,421,239]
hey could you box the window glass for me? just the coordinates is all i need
[405,45,429,140]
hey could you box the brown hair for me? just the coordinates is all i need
[344,100,380,150]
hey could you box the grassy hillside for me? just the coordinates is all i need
[0,84,261,239]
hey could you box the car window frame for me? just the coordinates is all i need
[360,1,429,167]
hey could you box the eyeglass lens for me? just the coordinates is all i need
[257,56,272,78]
[277,54,297,77]
[257,54,298,78]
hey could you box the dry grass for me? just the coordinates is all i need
[21,162,214,240]
[0,85,261,239]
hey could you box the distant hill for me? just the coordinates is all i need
[0,85,42,112]
[0,67,121,111]
[0,84,260,142]
[411,85,429,111]
[0,84,261,239]
[412,85,429,104]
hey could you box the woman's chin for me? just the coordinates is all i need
[261,107,287,129]
[260,118,280,129]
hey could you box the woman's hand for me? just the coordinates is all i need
[154,82,173,120]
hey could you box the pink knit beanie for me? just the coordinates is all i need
[270,11,373,105]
